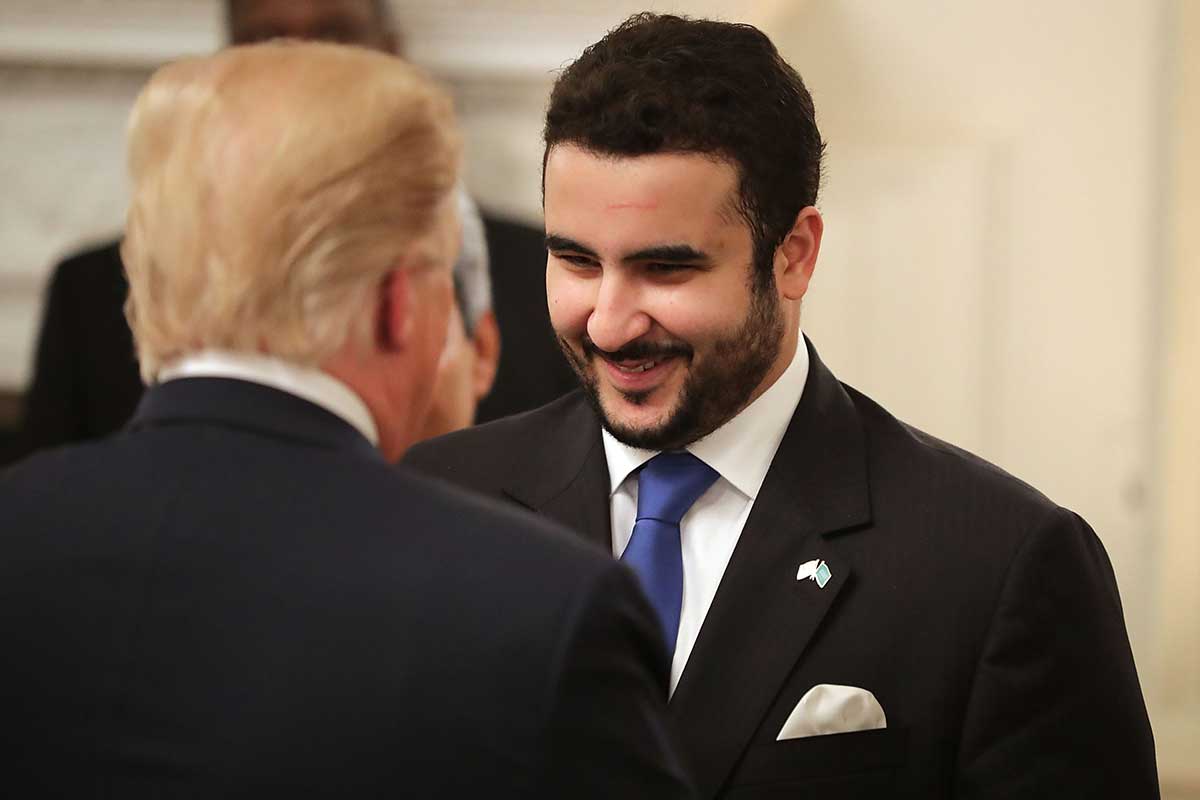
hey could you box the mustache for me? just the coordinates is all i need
[580,335,692,363]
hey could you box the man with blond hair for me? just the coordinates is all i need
[14,0,571,464]
[0,42,691,798]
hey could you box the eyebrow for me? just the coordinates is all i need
[544,234,711,264]
[625,244,710,263]
[544,235,598,258]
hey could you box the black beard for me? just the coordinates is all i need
[558,283,784,451]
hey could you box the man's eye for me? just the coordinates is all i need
[555,253,598,269]
[645,262,691,274]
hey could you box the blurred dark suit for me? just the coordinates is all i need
[0,376,690,798]
[15,216,573,459]
[18,240,138,451]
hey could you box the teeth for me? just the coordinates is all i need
[617,360,656,373]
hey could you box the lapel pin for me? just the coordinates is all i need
[796,559,833,589]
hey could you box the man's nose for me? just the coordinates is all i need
[586,272,652,354]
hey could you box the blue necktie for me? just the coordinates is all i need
[621,451,719,656]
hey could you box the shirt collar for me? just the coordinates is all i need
[157,349,379,447]
[601,337,809,499]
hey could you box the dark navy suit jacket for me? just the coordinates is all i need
[405,339,1159,800]
[0,377,690,798]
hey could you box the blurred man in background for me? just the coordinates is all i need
[12,0,571,463]
[420,189,500,440]
[0,41,690,798]
[226,0,400,49]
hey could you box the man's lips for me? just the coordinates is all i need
[597,353,681,391]
[578,336,691,393]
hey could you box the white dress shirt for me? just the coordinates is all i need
[604,340,809,693]
[158,349,379,446]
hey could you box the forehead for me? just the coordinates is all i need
[544,145,744,249]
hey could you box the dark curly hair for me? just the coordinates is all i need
[544,13,825,286]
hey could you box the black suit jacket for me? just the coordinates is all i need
[0,378,691,798]
[13,219,574,461]
[405,339,1159,799]
[17,240,140,454]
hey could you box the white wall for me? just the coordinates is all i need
[1152,1,1200,792]
[0,64,147,388]
[0,0,220,389]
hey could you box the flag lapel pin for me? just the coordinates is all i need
[796,559,832,589]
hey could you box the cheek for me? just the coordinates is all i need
[546,268,593,337]
[432,350,472,412]
[654,284,746,343]
[431,300,471,378]
[422,351,475,438]
[428,278,455,345]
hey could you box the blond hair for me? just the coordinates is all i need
[122,41,461,382]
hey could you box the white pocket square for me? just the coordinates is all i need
[776,684,887,741]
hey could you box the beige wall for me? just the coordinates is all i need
[1153,1,1200,794]
[1158,0,1200,707]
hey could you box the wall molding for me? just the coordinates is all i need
[0,0,739,80]
[0,0,219,69]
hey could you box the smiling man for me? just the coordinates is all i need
[542,147,809,451]
[405,13,1157,800]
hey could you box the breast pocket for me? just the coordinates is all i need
[724,728,909,800]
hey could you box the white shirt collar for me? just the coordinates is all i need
[602,337,809,500]
[157,349,379,447]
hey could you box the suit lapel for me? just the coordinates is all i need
[670,342,872,799]
[501,393,612,550]
[537,441,612,551]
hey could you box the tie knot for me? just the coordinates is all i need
[635,451,719,525]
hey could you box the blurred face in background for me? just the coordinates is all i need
[227,0,398,51]
[418,304,499,441]
[396,201,461,435]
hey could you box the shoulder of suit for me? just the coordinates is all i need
[393,462,612,561]
[315,450,621,592]
[842,381,1060,516]
[47,238,125,292]
[5,423,614,579]
[404,390,589,485]
[52,238,123,272]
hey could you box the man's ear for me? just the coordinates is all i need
[469,310,501,401]
[774,206,824,301]
[377,267,412,352]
